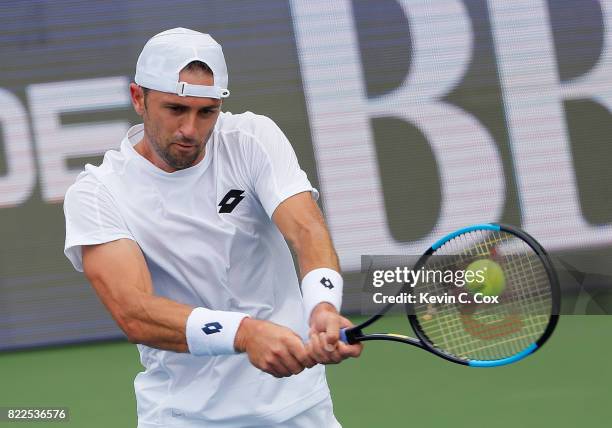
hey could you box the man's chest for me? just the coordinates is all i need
[106,164,268,246]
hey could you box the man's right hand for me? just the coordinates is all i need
[234,318,316,378]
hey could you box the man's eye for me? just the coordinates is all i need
[168,106,184,112]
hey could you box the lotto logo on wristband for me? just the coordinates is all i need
[320,277,334,289]
[202,322,223,335]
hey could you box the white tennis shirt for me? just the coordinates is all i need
[63,112,330,427]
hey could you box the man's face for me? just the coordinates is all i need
[135,69,222,171]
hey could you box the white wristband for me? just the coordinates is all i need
[301,268,343,321]
[186,307,250,356]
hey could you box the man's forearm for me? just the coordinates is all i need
[83,241,194,353]
[109,290,193,352]
[114,290,250,356]
[291,221,344,323]
[293,222,340,279]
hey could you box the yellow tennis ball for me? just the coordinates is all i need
[465,259,505,296]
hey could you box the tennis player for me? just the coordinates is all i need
[63,28,362,427]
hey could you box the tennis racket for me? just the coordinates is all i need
[340,223,560,367]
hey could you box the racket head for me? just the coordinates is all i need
[407,223,560,367]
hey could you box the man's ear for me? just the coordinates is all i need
[129,83,145,116]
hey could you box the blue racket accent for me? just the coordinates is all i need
[431,223,500,250]
[339,328,348,343]
[468,343,538,367]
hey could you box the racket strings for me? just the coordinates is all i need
[412,229,553,361]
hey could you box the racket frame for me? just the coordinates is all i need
[341,223,561,367]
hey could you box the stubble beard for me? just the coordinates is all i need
[144,116,206,170]
[152,134,204,170]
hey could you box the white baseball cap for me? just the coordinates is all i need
[135,27,230,99]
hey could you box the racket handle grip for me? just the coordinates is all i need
[340,327,362,344]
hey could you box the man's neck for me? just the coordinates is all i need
[134,138,176,173]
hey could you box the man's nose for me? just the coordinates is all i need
[179,115,199,140]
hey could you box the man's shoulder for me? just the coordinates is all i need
[215,112,291,164]
[64,170,106,207]
[64,148,125,203]
[216,111,282,141]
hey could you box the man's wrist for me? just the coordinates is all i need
[233,317,255,353]
[301,268,343,322]
[309,302,338,325]
[186,307,250,356]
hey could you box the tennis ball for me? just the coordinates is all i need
[464,259,505,296]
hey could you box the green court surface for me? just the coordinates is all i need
[0,316,609,427]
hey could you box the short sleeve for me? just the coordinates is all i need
[248,116,319,217]
[63,176,135,272]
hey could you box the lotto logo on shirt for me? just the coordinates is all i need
[218,189,245,213]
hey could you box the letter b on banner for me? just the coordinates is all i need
[291,0,505,270]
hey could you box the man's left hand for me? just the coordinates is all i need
[306,303,363,364]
